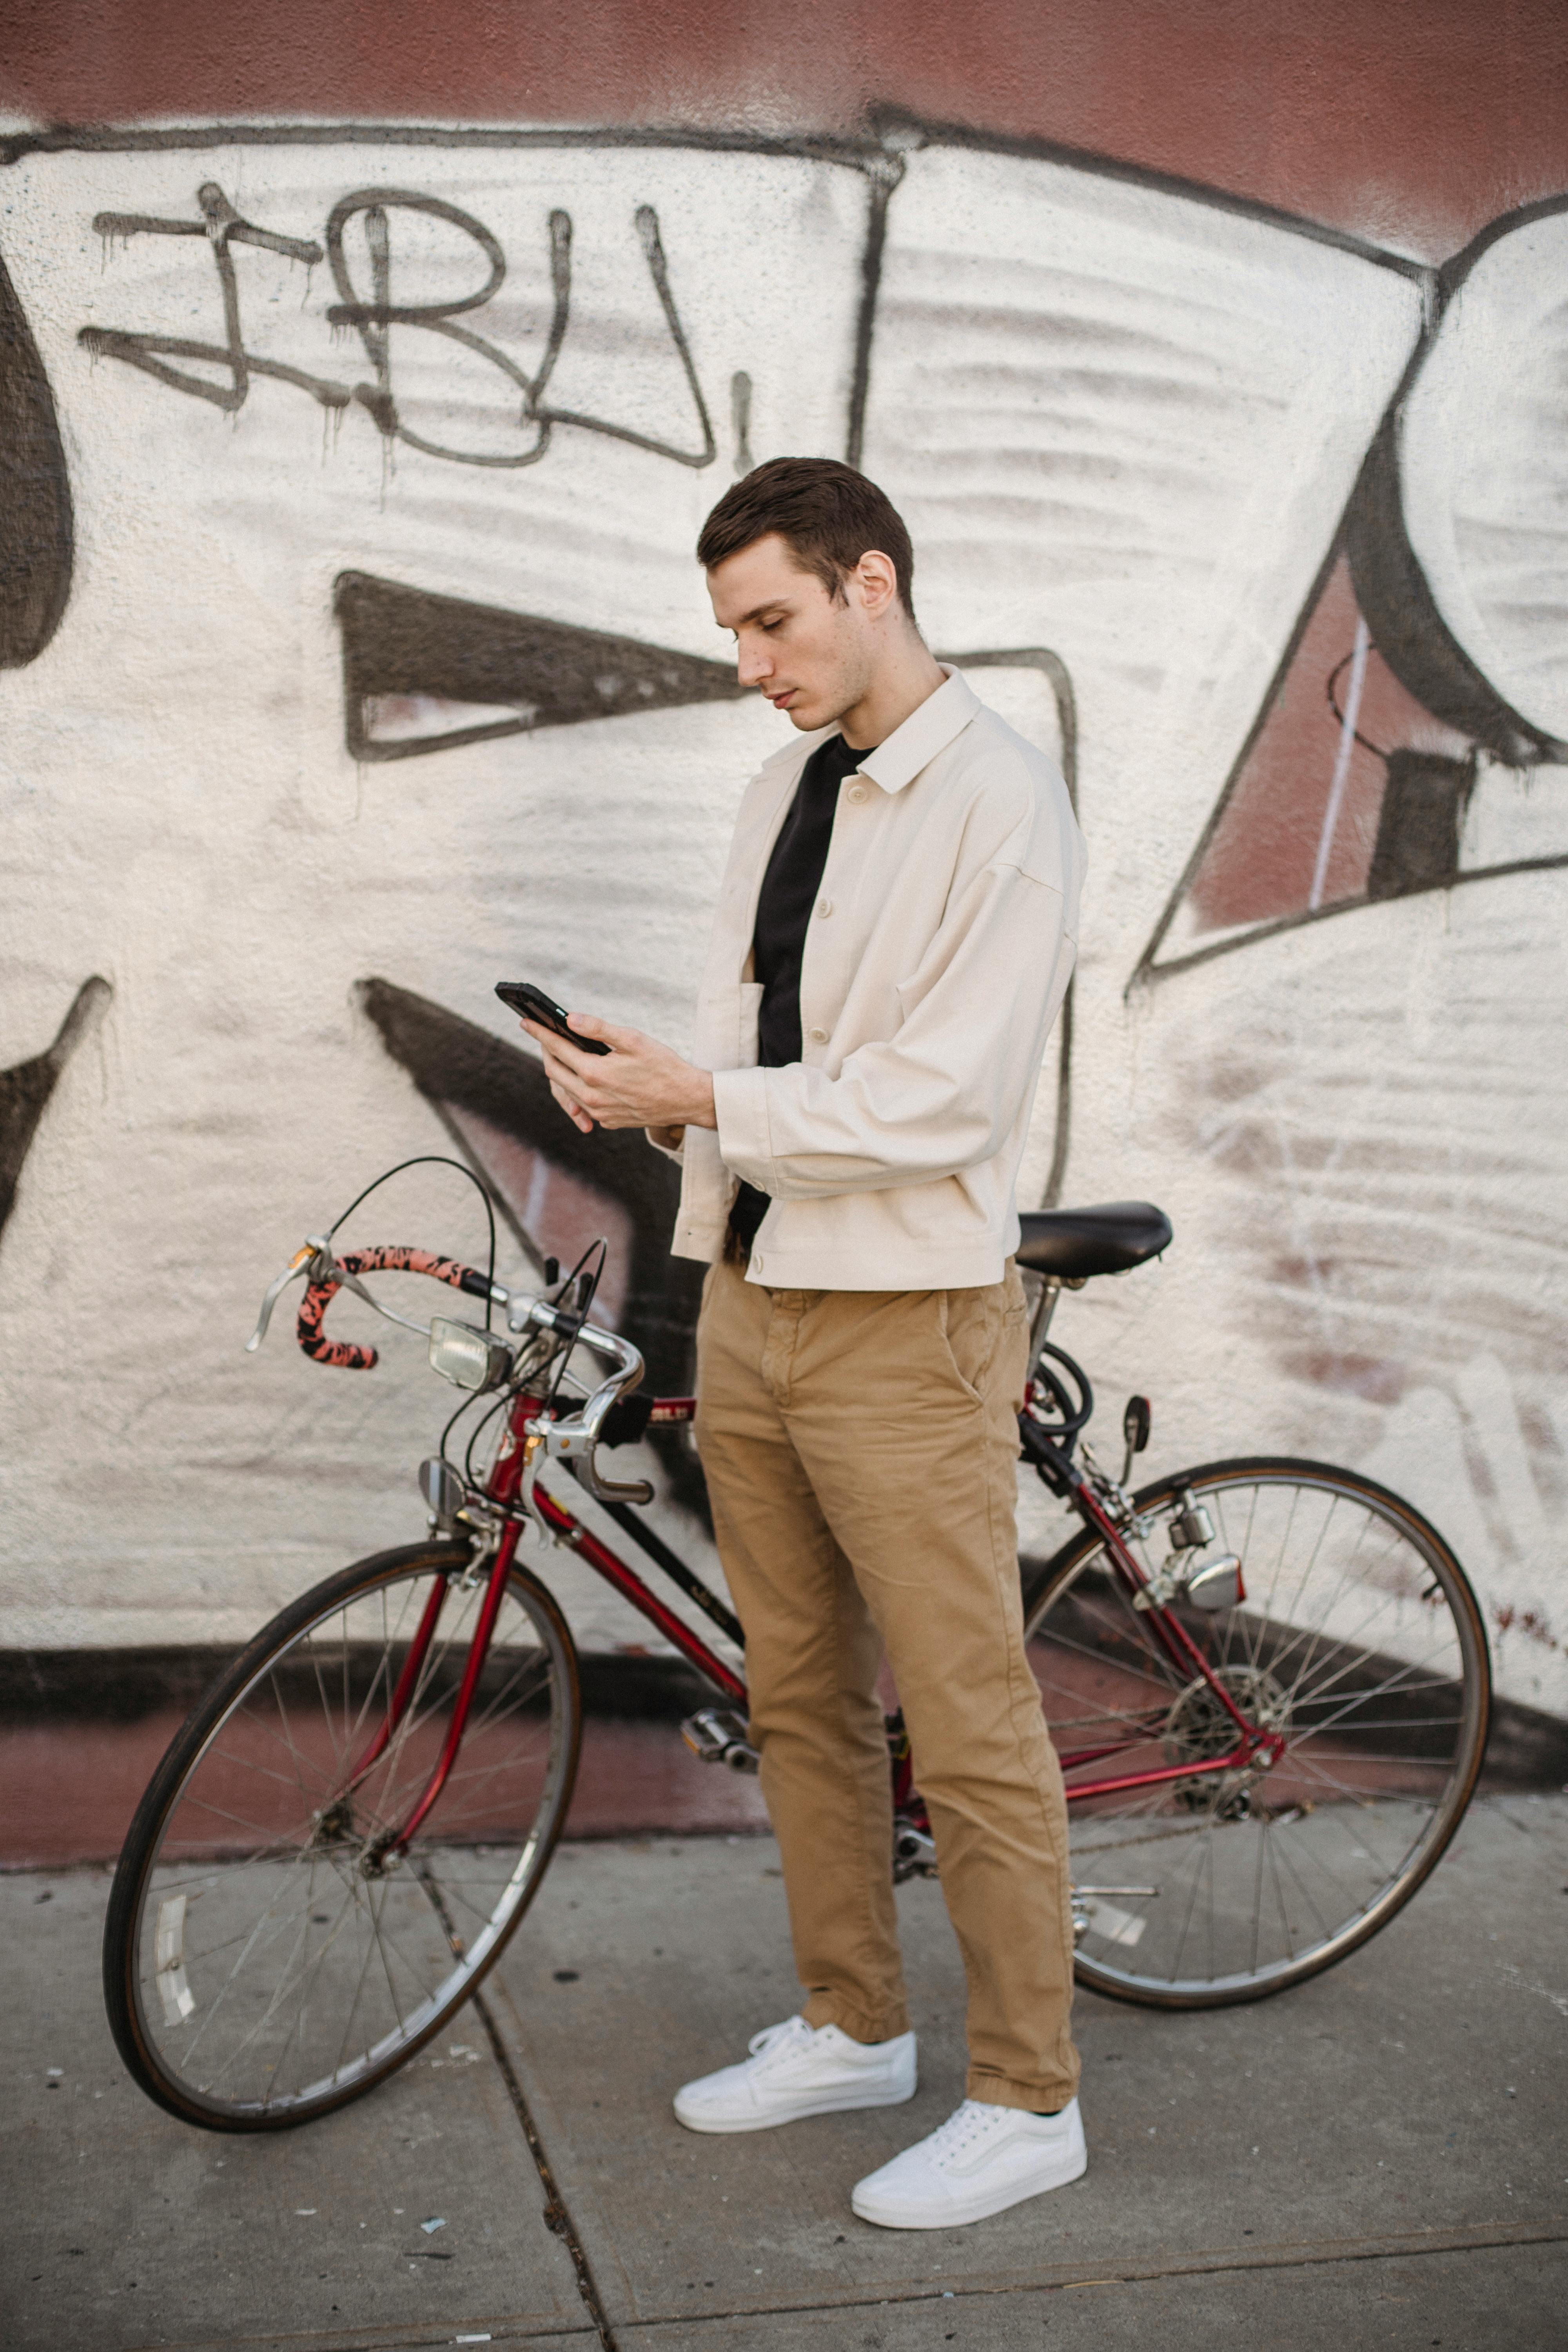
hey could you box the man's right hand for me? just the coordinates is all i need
[519,1013,717,1136]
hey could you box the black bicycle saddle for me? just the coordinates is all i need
[1015,1200,1172,1280]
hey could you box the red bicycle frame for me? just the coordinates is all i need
[356,1381,1279,1859]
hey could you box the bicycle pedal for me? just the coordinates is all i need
[892,1819,938,1881]
[680,1708,759,1773]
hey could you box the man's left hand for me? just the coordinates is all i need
[520,1013,717,1136]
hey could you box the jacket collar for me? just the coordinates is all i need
[855,665,979,796]
[750,665,979,799]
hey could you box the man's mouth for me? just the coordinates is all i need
[767,690,797,709]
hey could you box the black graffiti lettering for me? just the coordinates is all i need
[333,568,748,760]
[326,193,714,469]
[537,205,717,469]
[79,182,348,417]
[82,182,717,472]
[325,189,555,466]
[0,977,112,1247]
[0,245,73,666]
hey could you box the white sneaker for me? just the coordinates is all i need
[673,2016,917,2134]
[851,2095,1087,2228]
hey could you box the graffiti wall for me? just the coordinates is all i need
[0,61,1564,1724]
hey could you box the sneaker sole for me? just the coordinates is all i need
[851,2142,1087,2228]
[673,2080,918,2134]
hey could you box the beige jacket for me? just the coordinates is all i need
[658,666,1086,1290]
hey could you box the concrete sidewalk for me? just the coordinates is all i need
[5,1797,1566,2351]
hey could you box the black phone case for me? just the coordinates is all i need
[495,982,612,1053]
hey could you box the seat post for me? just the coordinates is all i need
[1028,1275,1063,1354]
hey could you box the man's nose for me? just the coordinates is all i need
[736,636,773,688]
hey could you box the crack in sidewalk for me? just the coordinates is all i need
[470,1979,619,2352]
[414,1866,617,2350]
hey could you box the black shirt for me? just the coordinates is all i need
[729,731,871,1253]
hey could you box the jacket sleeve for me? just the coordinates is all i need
[711,858,1074,1199]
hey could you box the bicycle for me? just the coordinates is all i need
[103,1161,1491,2129]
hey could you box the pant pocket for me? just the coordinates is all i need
[935,1286,1005,1406]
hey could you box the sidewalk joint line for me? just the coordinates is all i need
[471,1978,621,2352]
[626,2217,1568,2328]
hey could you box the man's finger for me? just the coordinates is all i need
[521,1015,621,1078]
[539,1036,598,1100]
[561,1010,647,1055]
[546,1074,594,1133]
[544,1054,597,1116]
[521,1018,593,1083]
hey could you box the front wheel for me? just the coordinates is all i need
[103,1540,582,2129]
[1024,1458,1490,2007]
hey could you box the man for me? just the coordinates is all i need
[520,457,1087,2230]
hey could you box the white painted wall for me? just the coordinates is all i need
[0,134,1562,1720]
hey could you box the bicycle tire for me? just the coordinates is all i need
[103,1539,581,2130]
[1023,1457,1489,2009]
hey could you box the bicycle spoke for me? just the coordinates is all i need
[330,1889,388,2084]
[1262,1813,1335,1945]
[1167,1817,1212,1983]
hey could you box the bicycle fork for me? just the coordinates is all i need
[347,1519,524,1876]
[340,1384,753,1876]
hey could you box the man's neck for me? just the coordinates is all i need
[836,633,947,751]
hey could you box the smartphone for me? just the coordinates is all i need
[495,980,612,1055]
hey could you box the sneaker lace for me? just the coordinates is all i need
[924,2100,995,2164]
[746,2016,812,2068]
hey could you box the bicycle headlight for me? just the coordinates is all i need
[428,1316,512,1392]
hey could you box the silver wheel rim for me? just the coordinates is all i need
[1028,1466,1486,2000]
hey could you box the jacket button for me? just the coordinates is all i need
[752,1255,764,1273]
[808,1025,828,1043]
[817,897,833,918]
[847,783,867,803]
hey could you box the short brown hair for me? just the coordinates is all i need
[697,457,916,619]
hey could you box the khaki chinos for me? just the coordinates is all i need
[695,1257,1081,2116]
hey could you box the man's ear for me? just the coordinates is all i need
[853,549,900,622]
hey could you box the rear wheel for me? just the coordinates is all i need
[103,1541,581,2128]
[1024,1459,1489,2007]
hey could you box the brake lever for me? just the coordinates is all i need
[244,1242,320,1352]
[328,1260,434,1336]
[574,1455,655,1509]
[524,1343,654,1510]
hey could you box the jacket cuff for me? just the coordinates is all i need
[712,1065,773,1190]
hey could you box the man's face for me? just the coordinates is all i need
[706,532,877,731]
